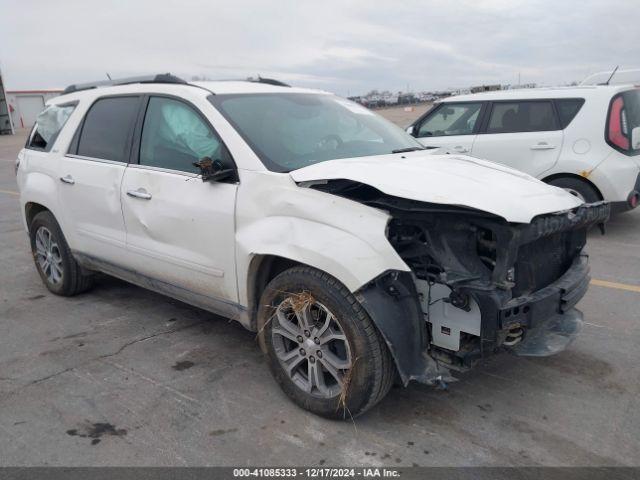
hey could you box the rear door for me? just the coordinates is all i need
[120,95,239,305]
[413,102,484,154]
[471,100,563,177]
[58,95,141,263]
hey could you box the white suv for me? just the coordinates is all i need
[409,86,640,212]
[16,74,609,418]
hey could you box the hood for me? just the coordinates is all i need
[290,153,582,223]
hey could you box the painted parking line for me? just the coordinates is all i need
[0,189,19,196]
[590,279,640,294]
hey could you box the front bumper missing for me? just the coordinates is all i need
[510,308,583,356]
[500,255,588,356]
[357,203,608,387]
[498,255,590,332]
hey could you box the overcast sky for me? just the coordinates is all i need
[0,0,638,96]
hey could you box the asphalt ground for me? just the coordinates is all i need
[0,114,639,466]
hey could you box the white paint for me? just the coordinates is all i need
[415,84,640,203]
[572,139,591,155]
[291,152,582,223]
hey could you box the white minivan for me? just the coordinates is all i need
[16,75,609,418]
[408,86,640,213]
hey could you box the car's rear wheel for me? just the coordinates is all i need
[258,266,394,419]
[548,177,601,203]
[29,211,94,296]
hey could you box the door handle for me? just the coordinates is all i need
[126,188,152,200]
[59,175,75,185]
[452,146,469,153]
[530,143,556,150]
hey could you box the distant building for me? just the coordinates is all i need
[7,89,62,129]
[504,83,537,90]
[470,84,502,94]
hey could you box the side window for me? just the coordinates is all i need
[139,96,228,174]
[556,98,585,129]
[486,101,558,134]
[27,104,76,152]
[417,103,482,137]
[76,96,140,162]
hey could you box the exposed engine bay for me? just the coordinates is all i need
[311,179,611,381]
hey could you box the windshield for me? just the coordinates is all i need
[209,93,423,172]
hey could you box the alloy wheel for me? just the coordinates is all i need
[34,226,63,285]
[271,296,352,398]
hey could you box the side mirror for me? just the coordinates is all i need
[193,157,236,182]
[632,126,640,150]
[406,125,416,136]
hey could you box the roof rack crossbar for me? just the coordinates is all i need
[247,76,291,87]
[63,73,187,95]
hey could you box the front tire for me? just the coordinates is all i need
[257,266,394,419]
[29,211,93,296]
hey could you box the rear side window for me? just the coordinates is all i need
[417,103,482,137]
[486,101,558,133]
[27,104,76,151]
[76,96,140,162]
[139,96,229,173]
[607,89,640,155]
[555,98,585,128]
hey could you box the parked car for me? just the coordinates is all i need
[407,86,640,213]
[16,75,609,418]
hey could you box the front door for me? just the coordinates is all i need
[413,102,483,154]
[120,95,239,306]
[471,100,563,177]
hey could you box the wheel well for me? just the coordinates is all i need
[25,202,50,231]
[247,255,303,330]
[542,173,603,201]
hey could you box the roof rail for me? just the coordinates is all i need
[62,73,187,95]
[247,76,290,87]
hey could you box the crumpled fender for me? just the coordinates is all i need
[234,171,410,307]
[237,216,396,293]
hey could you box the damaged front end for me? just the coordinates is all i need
[313,180,611,386]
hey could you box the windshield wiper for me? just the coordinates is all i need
[391,146,425,154]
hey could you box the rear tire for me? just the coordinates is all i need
[29,211,94,296]
[257,266,394,419]
[547,177,601,204]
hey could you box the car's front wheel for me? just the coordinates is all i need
[29,211,94,296]
[258,266,394,419]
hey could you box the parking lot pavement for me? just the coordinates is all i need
[373,104,432,128]
[1,123,639,467]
